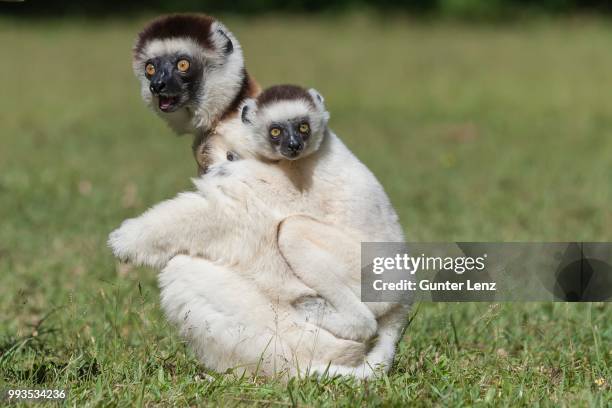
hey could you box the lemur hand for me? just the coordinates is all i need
[108,218,172,270]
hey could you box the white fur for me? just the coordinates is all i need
[193,21,246,132]
[259,99,313,124]
[109,158,378,376]
[143,38,212,60]
[159,255,368,377]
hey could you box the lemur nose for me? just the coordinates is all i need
[287,140,303,153]
[150,80,166,95]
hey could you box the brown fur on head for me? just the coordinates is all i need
[133,14,217,57]
[255,85,318,110]
[132,14,260,173]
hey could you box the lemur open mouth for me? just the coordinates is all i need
[158,96,179,112]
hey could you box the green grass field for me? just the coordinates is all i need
[1,14,610,406]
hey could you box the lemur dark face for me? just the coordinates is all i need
[240,85,330,162]
[143,54,203,112]
[268,117,311,159]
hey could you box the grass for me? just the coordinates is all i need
[1,13,611,406]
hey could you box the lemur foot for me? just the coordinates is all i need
[295,296,377,342]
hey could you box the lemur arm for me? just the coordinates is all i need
[108,187,245,270]
[278,215,378,342]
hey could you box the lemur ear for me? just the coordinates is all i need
[240,98,257,124]
[211,22,234,55]
[308,88,326,110]
[308,88,330,122]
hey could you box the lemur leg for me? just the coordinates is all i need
[361,304,410,373]
[160,255,286,375]
[160,255,367,376]
[277,215,377,342]
[307,304,410,380]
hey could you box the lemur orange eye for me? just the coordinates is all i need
[177,59,190,72]
[299,123,310,133]
[145,63,155,76]
[270,128,281,138]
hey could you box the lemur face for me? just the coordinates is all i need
[241,85,330,161]
[133,14,249,134]
[267,116,312,159]
[143,53,203,113]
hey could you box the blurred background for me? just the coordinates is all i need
[2,0,612,18]
[0,1,610,405]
